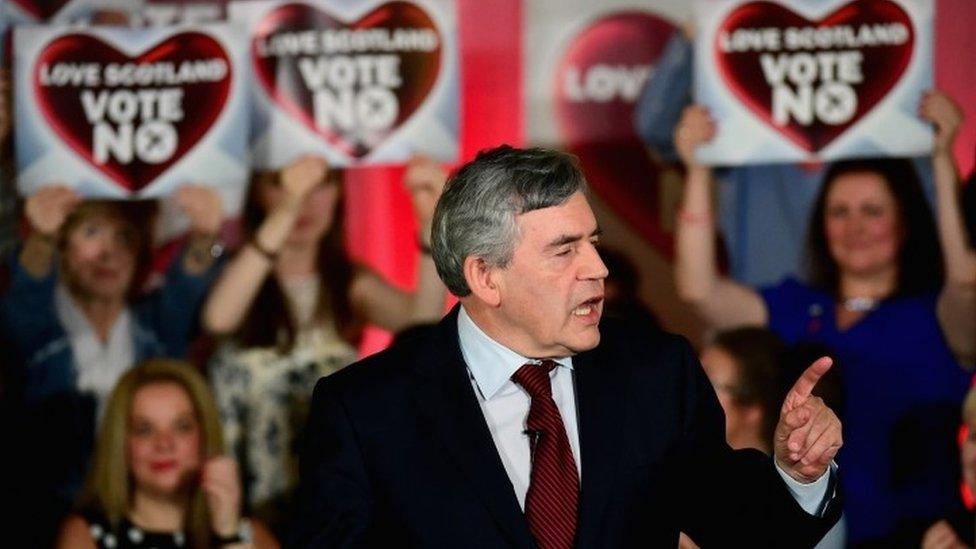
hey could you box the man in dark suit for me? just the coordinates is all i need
[291,146,842,548]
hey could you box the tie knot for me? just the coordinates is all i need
[512,360,558,399]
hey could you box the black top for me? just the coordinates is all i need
[83,509,186,549]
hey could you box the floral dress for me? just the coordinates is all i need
[210,275,358,523]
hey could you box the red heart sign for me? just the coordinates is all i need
[33,32,232,193]
[715,0,915,152]
[554,12,677,255]
[251,1,442,158]
[10,0,73,20]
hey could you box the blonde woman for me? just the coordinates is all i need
[56,360,276,548]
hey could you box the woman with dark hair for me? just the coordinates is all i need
[201,155,447,528]
[56,359,277,548]
[673,90,976,545]
[0,185,225,544]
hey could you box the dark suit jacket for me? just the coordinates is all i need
[290,307,841,547]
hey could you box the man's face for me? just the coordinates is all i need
[489,191,608,358]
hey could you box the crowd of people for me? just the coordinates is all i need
[0,8,972,549]
[0,55,451,544]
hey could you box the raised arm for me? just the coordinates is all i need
[174,185,224,276]
[19,186,80,278]
[140,185,225,357]
[922,91,976,364]
[349,155,447,332]
[673,106,767,329]
[201,156,324,335]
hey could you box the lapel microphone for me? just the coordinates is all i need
[524,429,542,461]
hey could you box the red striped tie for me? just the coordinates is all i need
[512,361,579,549]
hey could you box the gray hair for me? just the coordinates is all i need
[431,145,588,296]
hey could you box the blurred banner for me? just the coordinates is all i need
[694,0,934,165]
[525,0,684,256]
[230,0,459,169]
[2,0,94,23]
[135,0,224,25]
[1,0,96,61]
[13,22,249,213]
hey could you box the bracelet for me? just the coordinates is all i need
[249,237,278,262]
[188,236,224,263]
[676,208,713,225]
[212,518,252,546]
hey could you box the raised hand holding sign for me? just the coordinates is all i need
[693,0,934,165]
[14,23,249,206]
[231,0,459,169]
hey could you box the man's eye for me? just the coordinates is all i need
[555,248,572,257]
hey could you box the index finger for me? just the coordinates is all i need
[789,356,833,399]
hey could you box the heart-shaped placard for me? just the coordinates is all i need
[11,0,73,20]
[251,1,442,158]
[715,0,915,152]
[554,12,677,255]
[33,32,232,193]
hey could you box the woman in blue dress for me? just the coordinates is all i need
[673,91,976,546]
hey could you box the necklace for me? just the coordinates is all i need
[842,296,878,313]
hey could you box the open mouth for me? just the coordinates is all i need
[572,296,603,317]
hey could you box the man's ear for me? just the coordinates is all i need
[463,256,501,307]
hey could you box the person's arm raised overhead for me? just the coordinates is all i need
[673,106,767,329]
[349,155,448,332]
[923,90,976,364]
[20,185,79,278]
[202,156,325,336]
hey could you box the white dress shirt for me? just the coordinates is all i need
[456,305,832,515]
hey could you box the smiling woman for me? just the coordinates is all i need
[54,360,277,549]
[673,91,976,545]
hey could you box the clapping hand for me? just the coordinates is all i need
[773,357,843,483]
[201,456,243,538]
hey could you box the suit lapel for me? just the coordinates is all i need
[573,342,630,547]
[409,308,536,549]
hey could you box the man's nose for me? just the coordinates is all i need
[581,244,609,280]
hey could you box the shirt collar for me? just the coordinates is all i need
[457,305,573,400]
